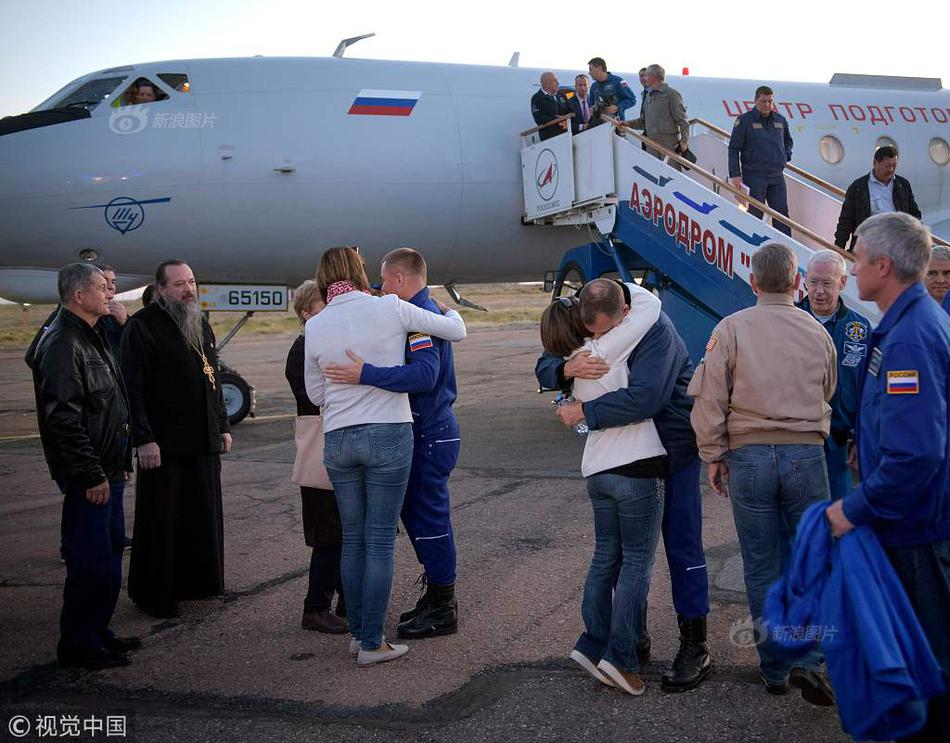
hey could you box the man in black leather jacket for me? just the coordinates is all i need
[31,263,139,670]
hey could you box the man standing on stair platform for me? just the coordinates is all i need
[587,57,637,122]
[826,213,950,742]
[323,248,461,640]
[728,86,794,236]
[798,250,870,501]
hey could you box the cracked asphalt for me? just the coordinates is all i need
[0,328,852,742]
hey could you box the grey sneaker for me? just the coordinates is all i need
[357,641,409,667]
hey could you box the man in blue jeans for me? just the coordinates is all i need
[536,280,713,692]
[31,263,139,669]
[689,243,837,703]
[827,213,950,742]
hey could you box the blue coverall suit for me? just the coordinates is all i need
[535,312,709,620]
[589,72,637,121]
[798,297,870,501]
[728,108,794,236]
[841,282,950,742]
[359,288,460,585]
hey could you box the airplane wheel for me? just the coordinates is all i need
[221,371,252,426]
[552,262,586,299]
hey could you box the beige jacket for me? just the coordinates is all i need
[687,293,837,462]
[628,84,689,151]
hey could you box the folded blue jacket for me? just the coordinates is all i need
[764,503,944,741]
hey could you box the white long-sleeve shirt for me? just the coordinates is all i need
[572,283,666,477]
[304,291,466,433]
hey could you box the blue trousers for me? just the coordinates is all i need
[661,458,710,619]
[402,418,460,586]
[59,478,125,655]
[886,539,950,743]
[726,444,829,684]
[575,473,665,674]
[744,175,791,236]
[324,423,412,651]
[825,439,851,502]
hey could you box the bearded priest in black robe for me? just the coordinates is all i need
[120,260,232,618]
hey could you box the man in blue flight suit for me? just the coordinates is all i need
[588,57,637,122]
[797,250,871,501]
[728,86,794,236]
[827,213,950,742]
[536,282,712,692]
[323,248,461,639]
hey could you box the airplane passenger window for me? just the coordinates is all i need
[158,74,190,93]
[51,77,127,111]
[930,138,950,166]
[875,137,898,154]
[819,135,844,165]
[114,77,169,107]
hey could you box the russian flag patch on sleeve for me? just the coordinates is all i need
[408,333,433,352]
[886,370,919,394]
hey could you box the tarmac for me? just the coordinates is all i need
[0,326,853,742]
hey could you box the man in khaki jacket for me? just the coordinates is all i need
[617,64,689,167]
[688,242,837,704]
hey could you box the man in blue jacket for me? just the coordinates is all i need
[588,57,637,122]
[728,86,794,236]
[798,250,871,501]
[323,248,461,639]
[827,212,950,742]
[536,283,712,692]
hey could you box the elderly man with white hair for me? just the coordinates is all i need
[924,244,950,305]
[797,249,871,501]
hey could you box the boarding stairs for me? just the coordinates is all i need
[520,116,881,361]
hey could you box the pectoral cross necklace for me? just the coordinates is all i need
[190,341,216,390]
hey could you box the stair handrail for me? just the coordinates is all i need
[520,114,574,141]
[617,125,856,262]
[688,117,950,248]
[688,117,847,197]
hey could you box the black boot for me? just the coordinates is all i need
[397,582,458,639]
[661,615,713,692]
[398,574,428,624]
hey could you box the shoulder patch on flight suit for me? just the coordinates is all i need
[408,333,433,352]
[886,370,919,394]
[733,117,741,128]
[705,336,718,352]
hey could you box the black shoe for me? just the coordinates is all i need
[102,635,142,653]
[397,582,458,639]
[58,647,130,670]
[135,601,180,619]
[759,672,790,695]
[398,573,428,624]
[662,615,713,692]
[301,610,348,634]
[334,593,347,619]
[790,667,836,706]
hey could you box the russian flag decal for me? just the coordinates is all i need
[887,370,919,395]
[348,89,422,117]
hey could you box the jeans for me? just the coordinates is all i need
[324,422,413,651]
[574,473,665,673]
[58,478,126,654]
[886,539,950,743]
[726,444,829,683]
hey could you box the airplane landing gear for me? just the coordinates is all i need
[219,361,254,426]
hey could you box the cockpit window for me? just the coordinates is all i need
[51,77,127,111]
[158,73,190,93]
[113,77,169,107]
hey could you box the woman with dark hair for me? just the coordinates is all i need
[285,280,346,634]
[304,247,466,666]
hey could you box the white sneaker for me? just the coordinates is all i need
[349,637,360,657]
[357,641,409,667]
[570,650,615,688]
[596,659,646,696]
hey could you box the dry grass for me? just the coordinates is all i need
[0,284,552,349]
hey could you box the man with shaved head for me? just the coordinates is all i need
[530,71,571,141]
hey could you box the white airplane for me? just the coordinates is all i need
[1,42,947,419]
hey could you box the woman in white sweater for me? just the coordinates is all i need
[304,247,466,666]
[540,280,667,695]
